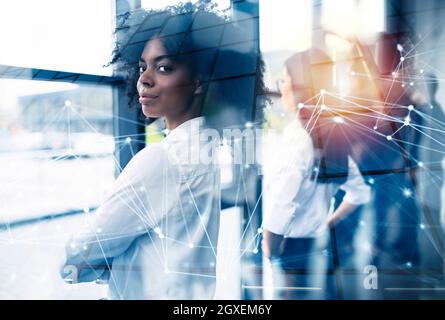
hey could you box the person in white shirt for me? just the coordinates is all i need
[262,50,371,299]
[60,5,226,299]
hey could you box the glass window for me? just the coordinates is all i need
[0,0,114,75]
[0,79,115,222]
[141,0,231,11]
[322,0,385,37]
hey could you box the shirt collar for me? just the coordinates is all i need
[164,116,205,142]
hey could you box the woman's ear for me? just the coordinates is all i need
[194,79,202,95]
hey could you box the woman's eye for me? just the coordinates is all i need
[138,66,146,74]
[158,65,172,73]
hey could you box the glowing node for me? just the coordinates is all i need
[298,103,304,109]
[320,104,328,111]
[386,135,392,141]
[405,261,412,268]
[154,227,161,234]
[252,248,258,254]
[159,233,165,239]
[164,268,170,274]
[333,116,344,124]
[397,44,404,52]
[410,82,414,86]
[418,161,424,168]
[400,56,405,62]
[368,178,375,185]
[420,69,424,74]
[420,224,425,230]
[83,245,88,251]
[96,228,102,233]
[188,243,194,248]
[408,105,414,111]
[70,242,76,249]
[64,100,72,107]
[257,227,263,234]
[373,125,378,130]
[245,122,253,128]
[320,89,326,95]
[83,207,90,213]
[403,188,412,198]
[350,71,356,76]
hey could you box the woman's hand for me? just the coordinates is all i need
[262,229,285,259]
[327,201,360,229]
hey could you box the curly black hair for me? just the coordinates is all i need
[106,0,267,128]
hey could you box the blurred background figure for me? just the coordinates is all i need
[262,49,370,299]
[416,73,445,273]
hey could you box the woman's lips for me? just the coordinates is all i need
[139,93,159,105]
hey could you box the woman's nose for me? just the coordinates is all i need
[139,68,154,87]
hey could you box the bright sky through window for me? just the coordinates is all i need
[0,0,114,76]
[322,0,385,37]
[259,0,312,52]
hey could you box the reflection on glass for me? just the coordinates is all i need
[0,79,115,221]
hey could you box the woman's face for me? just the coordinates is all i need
[280,69,296,113]
[137,38,198,119]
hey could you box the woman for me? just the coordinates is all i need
[60,5,226,300]
[262,49,371,299]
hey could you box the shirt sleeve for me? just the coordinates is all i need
[60,144,180,283]
[262,134,313,235]
[340,156,371,205]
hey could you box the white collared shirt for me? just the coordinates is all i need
[262,119,371,238]
[61,117,221,299]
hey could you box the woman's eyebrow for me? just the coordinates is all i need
[139,55,175,64]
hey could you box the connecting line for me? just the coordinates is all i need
[177,195,193,248]
[416,58,445,79]
[91,231,120,297]
[77,103,148,127]
[304,94,323,137]
[327,91,408,110]
[382,61,403,119]
[406,120,445,150]
[240,166,254,239]
[223,189,264,278]
[184,178,218,260]
[412,108,445,131]
[327,105,401,123]
[388,136,445,156]
[109,157,166,262]
[168,270,217,279]
[238,232,261,260]
[404,22,443,60]
[235,188,263,259]
[326,92,402,123]
[351,71,445,83]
